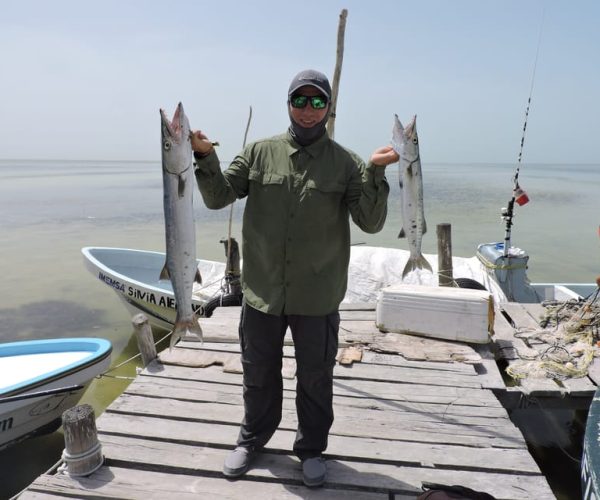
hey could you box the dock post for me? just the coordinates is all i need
[61,404,103,476]
[132,313,157,367]
[437,223,453,287]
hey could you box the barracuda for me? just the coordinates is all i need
[159,102,203,348]
[391,114,432,278]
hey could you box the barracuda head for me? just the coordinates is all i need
[391,114,418,163]
[160,102,191,176]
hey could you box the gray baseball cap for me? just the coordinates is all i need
[288,69,331,99]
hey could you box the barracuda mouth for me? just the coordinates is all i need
[160,102,184,142]
[404,115,417,139]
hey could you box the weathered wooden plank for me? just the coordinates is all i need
[493,306,538,359]
[158,346,481,388]
[505,302,545,325]
[139,364,504,407]
[9,492,64,499]
[126,377,508,419]
[339,309,377,321]
[339,301,376,311]
[109,393,521,447]
[333,362,481,388]
[203,305,383,326]
[96,413,542,474]
[21,466,391,499]
[94,434,554,500]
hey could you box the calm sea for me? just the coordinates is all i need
[0,159,598,498]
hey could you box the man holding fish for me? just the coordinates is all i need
[191,69,398,487]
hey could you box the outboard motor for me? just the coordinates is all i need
[476,242,540,303]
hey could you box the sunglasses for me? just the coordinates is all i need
[290,94,328,110]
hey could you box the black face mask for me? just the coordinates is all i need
[287,107,329,146]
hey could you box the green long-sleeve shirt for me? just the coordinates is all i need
[194,131,389,316]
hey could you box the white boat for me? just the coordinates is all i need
[82,246,240,332]
[0,337,112,450]
[82,245,596,333]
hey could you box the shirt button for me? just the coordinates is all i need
[285,281,291,287]
[290,213,295,219]
[287,237,292,242]
[286,259,291,265]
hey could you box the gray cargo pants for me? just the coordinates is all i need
[236,302,340,460]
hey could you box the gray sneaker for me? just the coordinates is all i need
[223,446,254,478]
[302,457,327,487]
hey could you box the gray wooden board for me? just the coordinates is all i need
[200,305,375,323]
[128,376,508,419]
[96,412,542,474]
[141,363,504,407]
[161,347,482,388]
[332,362,481,388]
[86,434,553,499]
[21,466,392,500]
[339,301,376,311]
[110,393,523,448]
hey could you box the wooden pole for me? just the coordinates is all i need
[437,223,453,287]
[61,404,103,476]
[132,313,157,366]
[326,9,348,140]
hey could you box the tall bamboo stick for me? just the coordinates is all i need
[326,9,348,140]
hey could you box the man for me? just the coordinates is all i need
[191,69,398,487]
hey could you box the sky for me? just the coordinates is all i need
[1,0,599,164]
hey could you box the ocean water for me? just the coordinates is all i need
[0,159,598,498]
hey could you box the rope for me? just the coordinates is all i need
[95,329,172,381]
[506,289,600,381]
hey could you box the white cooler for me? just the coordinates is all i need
[376,284,494,344]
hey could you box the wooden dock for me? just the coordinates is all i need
[20,301,590,499]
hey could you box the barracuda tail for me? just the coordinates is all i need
[402,254,433,279]
[169,315,203,349]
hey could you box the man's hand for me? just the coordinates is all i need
[370,146,399,167]
[190,130,215,155]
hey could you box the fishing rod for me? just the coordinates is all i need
[501,10,545,258]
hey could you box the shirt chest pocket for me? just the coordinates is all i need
[305,179,346,196]
[247,170,286,213]
[248,169,286,186]
[304,179,346,220]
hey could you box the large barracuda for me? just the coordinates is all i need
[391,114,432,278]
[159,102,203,348]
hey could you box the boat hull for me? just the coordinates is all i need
[0,338,112,450]
[82,247,227,331]
[582,388,600,499]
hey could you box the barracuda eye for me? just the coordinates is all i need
[412,138,418,145]
[163,140,172,151]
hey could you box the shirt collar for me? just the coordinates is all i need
[285,130,330,158]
